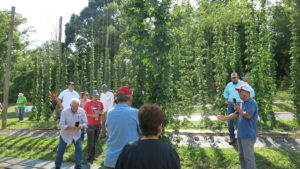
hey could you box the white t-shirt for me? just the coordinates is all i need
[100,91,114,112]
[58,89,80,110]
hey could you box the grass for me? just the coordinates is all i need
[0,135,299,169]
[0,135,106,166]
[178,146,300,169]
[273,102,295,112]
[0,104,58,129]
[274,90,292,101]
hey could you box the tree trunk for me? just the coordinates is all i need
[2,6,15,129]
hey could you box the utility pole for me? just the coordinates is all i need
[2,6,15,129]
[56,16,63,91]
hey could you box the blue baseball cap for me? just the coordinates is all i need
[92,90,100,96]
[101,84,108,89]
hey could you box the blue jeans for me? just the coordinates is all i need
[55,136,82,168]
[18,107,25,120]
[81,129,85,141]
[227,104,237,139]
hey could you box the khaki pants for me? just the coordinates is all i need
[100,111,107,137]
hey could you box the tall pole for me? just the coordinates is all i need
[2,6,15,129]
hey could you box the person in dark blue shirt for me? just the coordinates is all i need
[218,84,258,169]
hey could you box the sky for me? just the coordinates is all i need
[0,0,87,48]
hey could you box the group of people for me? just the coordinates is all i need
[53,71,258,169]
[54,82,180,169]
[0,72,258,169]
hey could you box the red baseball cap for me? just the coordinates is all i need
[116,86,132,96]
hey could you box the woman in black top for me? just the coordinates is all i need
[115,104,181,169]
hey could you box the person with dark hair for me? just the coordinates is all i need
[100,86,140,169]
[115,104,181,169]
[80,91,90,108]
[57,82,80,111]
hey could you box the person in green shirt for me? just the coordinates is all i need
[17,93,27,120]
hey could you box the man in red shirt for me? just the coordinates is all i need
[83,90,104,164]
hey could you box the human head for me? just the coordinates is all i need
[231,73,239,84]
[115,86,132,106]
[235,84,253,101]
[91,90,100,101]
[67,81,75,91]
[81,92,89,100]
[138,104,164,137]
[101,84,109,93]
[18,93,24,97]
[70,98,80,112]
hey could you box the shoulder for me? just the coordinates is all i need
[226,82,232,87]
[129,107,138,112]
[78,107,85,113]
[74,91,79,96]
[61,108,70,115]
[129,107,139,115]
[122,140,141,151]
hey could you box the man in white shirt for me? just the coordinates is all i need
[57,82,80,110]
[100,84,115,139]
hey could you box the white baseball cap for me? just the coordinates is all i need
[235,84,254,92]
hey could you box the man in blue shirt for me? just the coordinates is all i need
[100,86,140,169]
[218,84,258,169]
[223,73,255,145]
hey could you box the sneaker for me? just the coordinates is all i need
[99,136,107,141]
[87,161,93,165]
[229,138,236,145]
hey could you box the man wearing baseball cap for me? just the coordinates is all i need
[223,73,255,145]
[101,86,140,169]
[218,84,258,169]
[100,84,115,140]
[83,90,104,164]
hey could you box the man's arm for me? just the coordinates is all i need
[234,103,253,120]
[217,113,239,121]
[57,98,63,110]
[57,91,64,110]
[223,84,229,104]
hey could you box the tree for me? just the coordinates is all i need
[289,0,300,124]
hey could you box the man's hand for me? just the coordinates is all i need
[78,125,85,129]
[217,114,227,121]
[234,104,241,113]
[225,100,228,104]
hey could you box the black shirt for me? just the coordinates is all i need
[115,139,181,169]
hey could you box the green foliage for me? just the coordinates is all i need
[289,0,300,124]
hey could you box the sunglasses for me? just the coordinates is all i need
[238,90,245,93]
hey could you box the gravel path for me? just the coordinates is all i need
[1,129,299,150]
